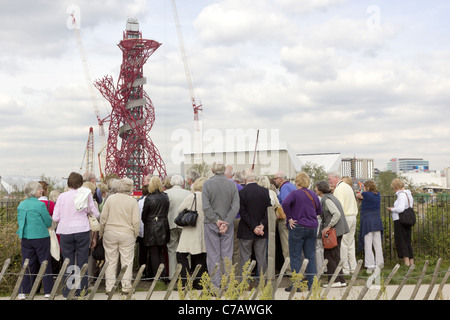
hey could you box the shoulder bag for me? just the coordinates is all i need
[398,192,416,227]
[322,227,338,249]
[174,193,198,227]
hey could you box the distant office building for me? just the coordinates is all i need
[387,158,429,173]
[341,157,374,180]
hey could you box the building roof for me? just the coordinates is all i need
[297,153,341,173]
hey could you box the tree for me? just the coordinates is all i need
[374,171,416,196]
[189,161,210,178]
[301,162,327,189]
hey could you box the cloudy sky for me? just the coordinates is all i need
[1,0,450,180]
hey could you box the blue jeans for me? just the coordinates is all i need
[288,225,317,290]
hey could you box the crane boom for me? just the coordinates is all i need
[171,0,202,118]
[171,0,203,164]
[70,13,108,179]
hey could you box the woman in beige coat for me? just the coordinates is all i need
[100,178,140,294]
[176,177,207,289]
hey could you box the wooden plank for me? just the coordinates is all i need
[10,258,29,300]
[106,265,128,300]
[0,258,11,286]
[87,261,109,300]
[164,263,182,300]
[322,260,344,300]
[410,260,428,300]
[48,258,70,300]
[391,264,415,300]
[357,265,381,300]
[434,265,450,300]
[145,263,165,300]
[375,263,400,300]
[424,258,442,300]
[341,259,363,300]
[305,258,328,300]
[27,260,49,300]
[67,263,89,300]
[288,258,309,300]
[126,264,146,300]
[273,257,290,298]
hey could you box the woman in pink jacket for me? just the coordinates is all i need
[53,172,99,299]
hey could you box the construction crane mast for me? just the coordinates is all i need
[70,13,109,180]
[171,0,203,164]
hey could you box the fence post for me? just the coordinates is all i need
[87,261,109,300]
[106,265,128,300]
[10,258,29,300]
[0,258,11,286]
[357,265,381,300]
[322,259,344,300]
[145,263,165,300]
[434,265,450,300]
[375,263,400,300]
[164,263,182,300]
[305,258,328,300]
[410,260,428,300]
[423,258,442,300]
[288,258,309,300]
[48,258,70,300]
[273,257,290,298]
[341,259,363,300]
[391,264,415,300]
[67,263,89,300]
[27,260,49,300]
[126,264,146,300]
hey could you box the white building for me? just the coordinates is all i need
[182,141,302,180]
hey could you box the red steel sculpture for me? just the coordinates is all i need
[94,19,166,189]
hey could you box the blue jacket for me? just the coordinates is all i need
[16,197,53,239]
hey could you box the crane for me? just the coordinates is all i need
[171,0,203,164]
[70,12,109,180]
[80,127,94,174]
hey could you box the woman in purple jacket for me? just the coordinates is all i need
[282,172,322,291]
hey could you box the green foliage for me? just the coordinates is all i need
[301,162,327,189]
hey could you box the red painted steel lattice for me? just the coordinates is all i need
[94,21,166,189]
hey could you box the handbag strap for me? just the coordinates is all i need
[400,191,412,208]
[301,188,316,209]
[190,193,197,211]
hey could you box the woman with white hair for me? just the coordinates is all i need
[16,181,54,300]
[100,177,140,294]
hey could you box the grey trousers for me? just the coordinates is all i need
[204,222,234,289]
[239,237,267,276]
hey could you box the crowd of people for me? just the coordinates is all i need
[14,162,415,299]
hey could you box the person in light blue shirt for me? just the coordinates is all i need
[16,181,54,299]
[273,171,296,204]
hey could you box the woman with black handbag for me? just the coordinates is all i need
[388,178,414,267]
[176,177,207,289]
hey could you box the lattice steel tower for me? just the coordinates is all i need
[95,18,166,189]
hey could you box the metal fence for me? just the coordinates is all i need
[374,195,450,261]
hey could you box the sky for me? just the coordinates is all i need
[1,0,450,180]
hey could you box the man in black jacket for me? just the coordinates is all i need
[237,168,271,277]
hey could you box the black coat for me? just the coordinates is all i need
[237,183,271,240]
[142,191,170,246]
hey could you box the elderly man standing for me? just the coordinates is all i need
[328,171,358,274]
[238,168,271,277]
[273,171,296,204]
[202,161,240,289]
[165,174,191,278]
